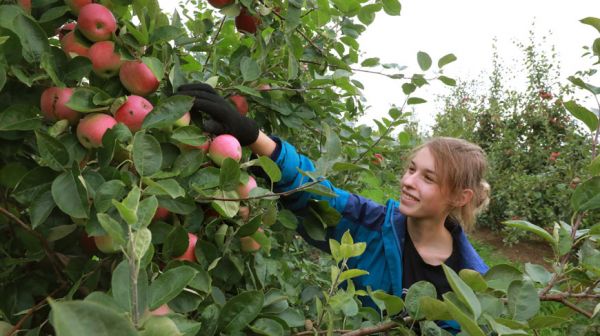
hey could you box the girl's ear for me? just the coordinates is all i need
[456,188,474,207]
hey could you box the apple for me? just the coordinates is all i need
[17,0,31,13]
[257,84,271,91]
[240,228,263,253]
[208,134,242,166]
[65,0,92,15]
[40,87,81,124]
[229,95,248,116]
[238,206,250,222]
[174,112,191,127]
[193,139,211,153]
[80,232,98,254]
[88,41,122,78]
[77,3,117,42]
[237,175,257,199]
[149,304,171,316]
[153,207,170,221]
[60,30,90,59]
[174,232,198,262]
[207,0,234,9]
[94,234,122,253]
[76,113,118,148]
[119,60,160,96]
[235,8,261,34]
[56,22,76,40]
[114,95,153,132]
[372,153,384,165]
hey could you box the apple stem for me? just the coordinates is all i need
[128,226,141,327]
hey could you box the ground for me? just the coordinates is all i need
[470,226,554,268]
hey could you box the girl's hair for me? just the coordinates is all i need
[411,137,490,231]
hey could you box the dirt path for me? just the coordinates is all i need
[470,226,554,267]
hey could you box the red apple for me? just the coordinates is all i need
[193,139,211,153]
[237,175,257,199]
[235,8,261,34]
[60,30,91,59]
[240,228,262,253]
[77,3,117,42]
[153,207,170,221]
[65,0,92,15]
[208,134,242,166]
[229,95,248,116]
[207,0,234,9]
[150,304,171,316]
[88,41,122,78]
[238,206,250,222]
[372,153,384,165]
[76,113,118,148]
[17,0,31,13]
[174,112,191,127]
[257,84,271,91]
[114,95,153,132]
[40,87,80,124]
[80,232,98,254]
[119,60,160,96]
[174,232,198,262]
[94,234,122,253]
[56,22,76,40]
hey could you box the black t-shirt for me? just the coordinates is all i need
[402,219,462,300]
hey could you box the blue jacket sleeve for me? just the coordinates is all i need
[270,137,386,245]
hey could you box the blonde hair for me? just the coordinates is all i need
[410,137,490,231]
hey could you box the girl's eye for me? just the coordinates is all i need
[424,175,435,183]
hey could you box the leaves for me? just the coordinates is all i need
[218,291,264,333]
[563,100,598,132]
[0,104,42,131]
[142,95,194,129]
[507,280,540,321]
[133,132,162,176]
[49,300,138,336]
[417,51,432,71]
[51,170,89,219]
[149,266,198,310]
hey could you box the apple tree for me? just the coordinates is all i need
[0,0,599,335]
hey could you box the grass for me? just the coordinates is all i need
[469,237,518,269]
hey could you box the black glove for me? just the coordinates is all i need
[177,83,259,146]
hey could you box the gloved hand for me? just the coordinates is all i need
[177,83,259,146]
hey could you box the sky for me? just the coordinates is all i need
[158,1,600,130]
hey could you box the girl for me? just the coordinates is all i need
[179,83,490,333]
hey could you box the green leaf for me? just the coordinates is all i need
[563,100,598,132]
[503,220,556,247]
[0,104,42,131]
[371,290,404,316]
[438,75,456,86]
[218,291,264,333]
[241,56,260,82]
[329,239,342,263]
[442,264,481,319]
[249,318,284,336]
[94,180,126,212]
[581,17,600,34]
[572,176,600,212]
[149,266,198,310]
[162,226,188,259]
[142,95,194,129]
[211,189,240,218]
[30,190,55,229]
[171,126,207,146]
[51,170,89,219]
[219,158,241,191]
[484,264,524,293]
[111,260,148,316]
[483,315,528,336]
[420,297,452,321]
[257,156,281,183]
[459,269,488,292]
[357,4,381,25]
[402,83,416,95]
[407,97,427,105]
[524,263,552,285]
[507,280,540,321]
[47,224,77,242]
[417,51,432,71]
[438,53,457,68]
[66,87,110,113]
[136,196,158,229]
[133,132,162,176]
[112,186,140,225]
[405,281,437,319]
[144,179,186,199]
[443,293,486,336]
[580,240,600,276]
[35,131,71,171]
[276,209,298,230]
[133,228,152,261]
[49,300,137,336]
[338,269,369,283]
[142,56,165,82]
[140,316,182,336]
[97,213,126,246]
[41,51,65,87]
[12,13,49,63]
[567,76,600,94]
[528,315,571,329]
[287,52,298,80]
[382,0,401,15]
[332,0,360,15]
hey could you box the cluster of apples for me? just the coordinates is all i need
[40,1,181,149]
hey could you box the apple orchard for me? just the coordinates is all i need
[1,0,600,335]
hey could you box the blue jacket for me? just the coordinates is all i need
[271,138,489,331]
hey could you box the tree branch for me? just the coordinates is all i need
[341,321,399,336]
[541,295,593,319]
[195,178,326,202]
[203,17,226,71]
[7,286,65,336]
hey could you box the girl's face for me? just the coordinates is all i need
[399,147,450,220]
